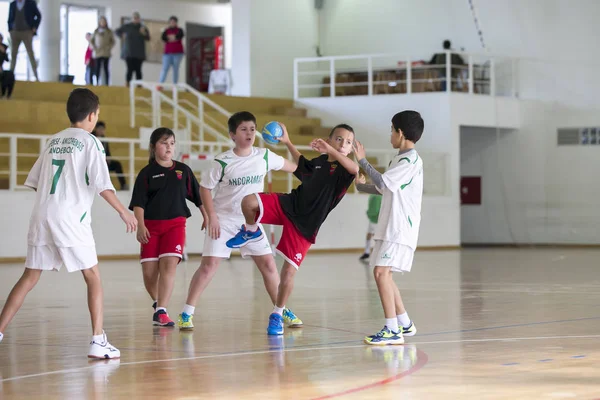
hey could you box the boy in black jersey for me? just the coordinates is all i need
[227,124,359,335]
[129,128,207,326]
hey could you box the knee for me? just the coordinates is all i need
[281,264,297,282]
[200,259,220,274]
[81,266,101,283]
[373,266,390,281]
[242,194,257,210]
[23,269,42,287]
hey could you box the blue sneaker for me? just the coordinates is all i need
[267,313,284,335]
[226,225,264,249]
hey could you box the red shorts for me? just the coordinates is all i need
[255,193,311,269]
[140,217,186,263]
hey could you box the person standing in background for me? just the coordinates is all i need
[116,12,149,87]
[7,0,41,81]
[159,16,184,84]
[91,16,115,86]
[84,33,96,86]
[1,33,15,99]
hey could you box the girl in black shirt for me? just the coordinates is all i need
[129,128,206,326]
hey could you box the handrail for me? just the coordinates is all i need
[293,50,517,99]
[129,81,271,146]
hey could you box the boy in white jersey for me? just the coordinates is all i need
[177,112,303,329]
[354,110,424,345]
[0,88,137,358]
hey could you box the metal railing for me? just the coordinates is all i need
[129,81,240,148]
[293,51,517,99]
[0,133,450,197]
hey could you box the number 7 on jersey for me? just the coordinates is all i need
[50,159,65,194]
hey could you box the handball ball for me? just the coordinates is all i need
[262,121,283,145]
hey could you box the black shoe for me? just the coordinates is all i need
[152,301,157,311]
[359,253,370,261]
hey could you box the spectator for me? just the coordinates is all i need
[84,33,96,85]
[92,121,129,190]
[91,16,115,86]
[429,40,465,91]
[159,16,184,84]
[8,0,41,81]
[116,12,150,87]
[0,33,15,99]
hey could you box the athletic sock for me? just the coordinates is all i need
[92,331,105,344]
[397,312,411,328]
[273,305,284,315]
[385,318,399,333]
[182,304,195,316]
[156,307,167,313]
[245,223,258,231]
[364,239,371,254]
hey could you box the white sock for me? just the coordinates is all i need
[397,312,411,328]
[385,318,399,333]
[273,305,284,315]
[364,238,371,254]
[245,223,258,231]
[0,332,3,343]
[92,331,105,344]
[156,307,167,313]
[182,304,195,316]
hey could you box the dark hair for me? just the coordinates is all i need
[169,16,178,22]
[392,111,424,143]
[149,127,175,163]
[443,40,451,50]
[95,121,106,129]
[66,88,100,124]
[329,123,355,139]
[228,111,256,134]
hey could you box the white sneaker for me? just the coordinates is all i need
[0,332,3,343]
[88,332,120,359]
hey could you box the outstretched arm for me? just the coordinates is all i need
[354,141,386,190]
[277,123,302,164]
[312,138,359,175]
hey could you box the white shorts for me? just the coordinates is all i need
[367,221,377,234]
[370,240,414,273]
[202,219,272,259]
[25,245,98,273]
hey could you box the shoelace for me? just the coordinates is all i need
[181,314,191,322]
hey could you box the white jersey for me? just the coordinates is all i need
[25,128,115,247]
[374,149,423,249]
[201,147,285,219]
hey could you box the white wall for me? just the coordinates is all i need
[317,0,600,108]
[0,191,456,259]
[248,0,319,98]
[50,0,232,87]
[230,0,251,96]
[461,101,600,244]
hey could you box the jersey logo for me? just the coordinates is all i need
[175,170,183,180]
[176,244,182,252]
[294,253,303,262]
[152,173,165,179]
[329,164,337,175]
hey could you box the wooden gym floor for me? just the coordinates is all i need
[0,248,599,399]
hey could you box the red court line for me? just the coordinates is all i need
[311,348,429,400]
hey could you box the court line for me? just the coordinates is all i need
[310,348,429,400]
[1,334,599,383]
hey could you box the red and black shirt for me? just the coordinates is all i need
[278,154,355,243]
[129,161,201,220]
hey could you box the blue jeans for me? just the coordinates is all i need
[159,53,184,83]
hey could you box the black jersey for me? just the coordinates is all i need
[278,154,355,243]
[129,161,201,220]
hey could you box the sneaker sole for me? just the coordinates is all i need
[228,233,264,249]
[286,323,303,328]
[178,326,194,331]
[403,329,417,337]
[153,321,175,327]
[363,338,405,346]
[88,354,121,359]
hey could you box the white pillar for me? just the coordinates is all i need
[38,0,61,82]
[230,0,251,96]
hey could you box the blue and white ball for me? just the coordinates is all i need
[262,121,283,145]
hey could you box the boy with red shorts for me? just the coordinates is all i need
[226,124,359,335]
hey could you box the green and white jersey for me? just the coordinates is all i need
[25,128,115,247]
[201,147,285,219]
[374,149,423,249]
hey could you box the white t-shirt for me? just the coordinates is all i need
[201,147,285,219]
[25,128,115,247]
[374,149,423,250]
